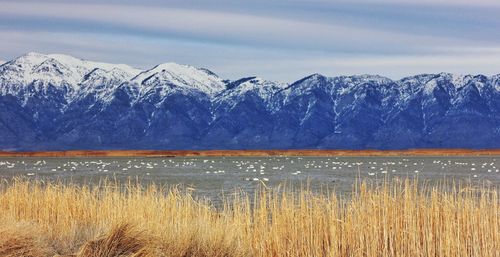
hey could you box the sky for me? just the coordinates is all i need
[0,0,499,82]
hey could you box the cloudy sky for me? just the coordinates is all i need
[1,0,499,82]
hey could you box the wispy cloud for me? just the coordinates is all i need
[1,1,476,51]
[344,0,500,7]
[0,0,498,81]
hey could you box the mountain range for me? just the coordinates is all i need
[0,52,498,150]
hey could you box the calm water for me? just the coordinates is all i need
[0,156,498,200]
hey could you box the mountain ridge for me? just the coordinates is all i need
[0,52,499,150]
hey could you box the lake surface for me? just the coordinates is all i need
[0,156,498,200]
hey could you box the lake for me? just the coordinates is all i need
[0,156,498,200]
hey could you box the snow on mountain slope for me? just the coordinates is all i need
[77,67,138,103]
[492,74,500,91]
[0,53,227,105]
[214,77,287,111]
[0,52,140,85]
[0,52,79,96]
[47,53,141,78]
[0,52,499,150]
[132,62,225,98]
[0,52,143,103]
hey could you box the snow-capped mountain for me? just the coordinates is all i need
[131,63,225,97]
[0,52,499,150]
[0,52,141,104]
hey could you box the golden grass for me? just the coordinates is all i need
[0,178,498,257]
[2,149,500,158]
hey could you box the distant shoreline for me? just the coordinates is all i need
[0,149,499,157]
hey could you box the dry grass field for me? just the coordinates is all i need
[0,178,498,257]
[1,149,499,157]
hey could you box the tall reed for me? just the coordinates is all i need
[0,177,497,257]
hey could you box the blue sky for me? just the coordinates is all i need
[1,0,499,82]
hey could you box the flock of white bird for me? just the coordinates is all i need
[0,157,498,185]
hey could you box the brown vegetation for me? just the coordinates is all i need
[0,178,498,257]
[0,148,499,157]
